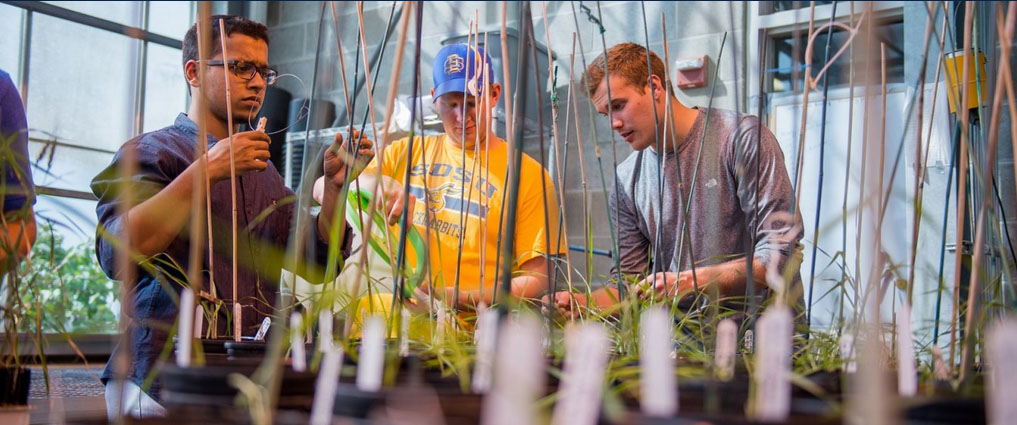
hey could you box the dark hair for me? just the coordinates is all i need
[582,42,670,98]
[182,15,270,69]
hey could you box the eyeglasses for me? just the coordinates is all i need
[205,59,278,85]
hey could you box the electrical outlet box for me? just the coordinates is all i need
[674,55,708,89]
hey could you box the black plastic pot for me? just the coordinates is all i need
[223,340,267,359]
[904,397,985,425]
[331,383,386,418]
[158,362,316,411]
[0,366,29,406]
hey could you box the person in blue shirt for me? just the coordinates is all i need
[91,15,378,417]
[0,69,36,267]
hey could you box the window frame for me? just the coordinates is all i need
[2,1,193,343]
[4,0,192,200]
[746,1,907,103]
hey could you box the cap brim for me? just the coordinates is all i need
[433,78,467,101]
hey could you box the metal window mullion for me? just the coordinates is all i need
[1,0,182,49]
[132,1,150,136]
[17,8,31,103]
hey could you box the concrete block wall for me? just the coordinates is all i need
[263,1,746,286]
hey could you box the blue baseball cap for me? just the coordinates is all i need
[432,43,494,101]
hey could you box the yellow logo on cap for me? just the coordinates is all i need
[445,54,464,74]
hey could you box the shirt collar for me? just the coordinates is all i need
[173,113,219,146]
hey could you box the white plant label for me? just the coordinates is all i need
[552,323,610,425]
[640,308,678,416]
[895,303,917,397]
[715,318,737,381]
[435,304,447,345]
[839,333,858,373]
[310,346,344,425]
[931,345,949,381]
[357,315,386,392]
[481,315,546,425]
[290,312,307,372]
[472,306,500,394]
[399,307,410,357]
[752,305,792,422]
[743,329,754,353]
[193,305,204,339]
[318,310,333,353]
[176,290,195,367]
[254,317,271,341]
[986,319,1017,425]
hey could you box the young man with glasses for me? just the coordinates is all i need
[91,15,372,417]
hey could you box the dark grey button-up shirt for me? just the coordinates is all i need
[93,113,349,395]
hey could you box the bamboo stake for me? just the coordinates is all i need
[541,1,571,306]
[390,1,425,321]
[855,2,892,422]
[960,0,1015,383]
[496,1,534,314]
[925,1,951,348]
[905,4,936,305]
[567,33,594,315]
[343,1,411,338]
[186,2,213,353]
[214,18,242,343]
[839,1,856,328]
[479,30,493,306]
[450,18,477,315]
[639,1,665,299]
[594,1,624,302]
[196,8,219,337]
[791,2,818,215]
[949,0,974,372]
[560,33,580,315]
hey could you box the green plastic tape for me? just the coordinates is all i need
[346,188,426,298]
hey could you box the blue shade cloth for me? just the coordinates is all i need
[0,69,35,212]
[92,113,350,396]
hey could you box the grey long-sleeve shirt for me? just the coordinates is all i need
[610,107,803,292]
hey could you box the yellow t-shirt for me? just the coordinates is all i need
[361,134,565,293]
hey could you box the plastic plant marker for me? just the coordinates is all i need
[399,307,410,357]
[751,305,792,422]
[233,303,243,341]
[931,345,949,381]
[715,318,737,382]
[193,305,204,339]
[552,323,610,425]
[310,346,344,425]
[357,315,386,392]
[291,312,307,372]
[472,306,500,394]
[986,319,1017,425]
[840,333,858,373]
[895,303,917,397]
[254,317,271,341]
[481,315,546,425]
[641,308,678,416]
[177,290,195,367]
[435,303,447,345]
[743,329,754,353]
[318,310,333,352]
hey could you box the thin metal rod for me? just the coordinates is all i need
[805,1,838,328]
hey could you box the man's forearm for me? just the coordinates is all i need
[123,161,206,257]
[317,179,342,241]
[684,256,768,297]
